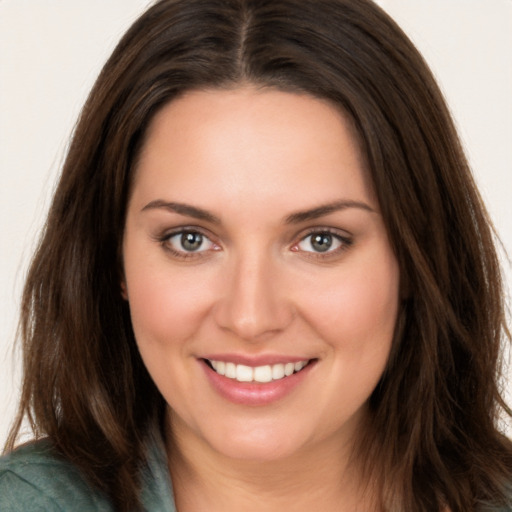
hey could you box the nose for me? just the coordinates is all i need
[213,251,294,341]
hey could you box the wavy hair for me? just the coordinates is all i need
[6,0,512,510]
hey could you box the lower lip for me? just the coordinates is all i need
[201,360,315,406]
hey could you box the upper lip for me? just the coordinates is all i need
[200,354,314,367]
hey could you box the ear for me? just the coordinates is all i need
[118,256,129,300]
[120,280,128,300]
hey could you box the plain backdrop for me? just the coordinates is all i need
[1,0,511,446]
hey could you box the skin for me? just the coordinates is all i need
[122,87,400,511]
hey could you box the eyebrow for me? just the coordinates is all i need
[141,200,221,224]
[284,200,375,224]
[141,198,375,225]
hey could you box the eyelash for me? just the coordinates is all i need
[291,228,353,260]
[155,227,353,261]
[156,227,219,260]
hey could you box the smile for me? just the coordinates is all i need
[207,359,310,383]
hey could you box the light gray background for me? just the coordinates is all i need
[1,0,511,445]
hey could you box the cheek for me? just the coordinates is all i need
[124,261,216,348]
[124,265,217,408]
[299,252,400,352]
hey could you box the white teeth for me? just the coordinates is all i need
[284,362,295,376]
[254,365,273,383]
[272,364,285,380]
[208,359,310,383]
[236,364,253,382]
[216,361,226,376]
[225,362,236,379]
[294,361,306,372]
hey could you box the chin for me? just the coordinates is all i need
[213,436,304,463]
[200,417,317,463]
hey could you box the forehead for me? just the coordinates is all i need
[132,87,376,213]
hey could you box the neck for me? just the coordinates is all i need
[165,412,379,512]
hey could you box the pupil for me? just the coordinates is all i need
[311,233,332,252]
[181,232,203,251]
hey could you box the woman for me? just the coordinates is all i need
[1,0,511,510]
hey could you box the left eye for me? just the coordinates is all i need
[296,232,345,253]
[167,231,215,253]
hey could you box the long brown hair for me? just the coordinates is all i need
[6,0,512,510]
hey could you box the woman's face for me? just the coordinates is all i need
[122,87,400,462]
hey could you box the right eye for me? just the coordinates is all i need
[296,232,344,253]
[160,229,218,257]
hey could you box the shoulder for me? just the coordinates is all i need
[0,439,113,511]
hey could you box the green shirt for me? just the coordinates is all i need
[0,435,176,511]
[2,437,511,511]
